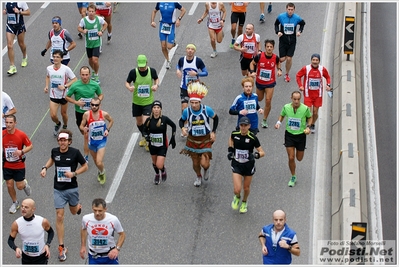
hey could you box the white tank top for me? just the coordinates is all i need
[16,215,46,257]
[207,3,222,30]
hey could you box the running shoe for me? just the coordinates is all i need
[268,3,272,13]
[231,195,240,210]
[62,125,67,130]
[23,179,31,196]
[239,201,248,213]
[166,61,171,70]
[53,122,61,136]
[229,39,235,49]
[107,35,111,44]
[21,56,28,67]
[93,74,100,84]
[139,137,146,147]
[161,168,167,182]
[113,2,119,12]
[77,203,82,215]
[9,201,20,214]
[288,175,297,187]
[91,71,96,80]
[98,170,106,185]
[310,124,316,134]
[261,119,268,128]
[7,65,17,75]
[84,155,89,164]
[154,174,160,185]
[210,51,218,58]
[203,168,210,181]
[145,142,149,152]
[259,13,265,23]
[284,73,291,82]
[78,32,83,39]
[58,246,68,261]
[194,176,202,187]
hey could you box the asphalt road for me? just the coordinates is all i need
[2,2,330,265]
[370,3,397,244]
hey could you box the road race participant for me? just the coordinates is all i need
[233,23,260,77]
[229,2,248,49]
[2,91,17,130]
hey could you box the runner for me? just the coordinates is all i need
[197,2,227,58]
[143,100,177,185]
[2,91,17,130]
[229,2,248,49]
[233,23,260,77]
[41,16,76,66]
[95,2,113,44]
[44,49,77,136]
[228,116,265,214]
[179,81,218,187]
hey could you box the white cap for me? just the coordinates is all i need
[58,132,69,140]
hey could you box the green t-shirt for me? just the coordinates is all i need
[83,16,101,48]
[67,80,102,113]
[133,68,154,106]
[280,103,312,135]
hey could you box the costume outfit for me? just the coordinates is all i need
[229,92,261,134]
[260,223,298,264]
[82,212,124,264]
[180,104,215,157]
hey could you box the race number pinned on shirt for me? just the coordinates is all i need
[308,78,321,90]
[209,13,220,23]
[259,69,272,81]
[5,147,18,162]
[191,125,206,136]
[244,99,257,114]
[88,29,99,40]
[80,98,92,111]
[235,149,249,163]
[283,23,295,35]
[92,236,108,247]
[7,14,17,24]
[137,85,150,97]
[288,117,301,130]
[150,133,163,147]
[160,23,172,34]
[23,241,40,256]
[243,42,255,54]
[57,166,72,182]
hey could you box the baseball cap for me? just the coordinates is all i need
[239,116,251,125]
[58,132,69,140]
[137,55,147,67]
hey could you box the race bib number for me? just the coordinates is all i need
[57,166,71,182]
[191,125,206,137]
[209,13,220,23]
[234,2,244,6]
[23,241,40,256]
[150,133,163,147]
[51,82,60,89]
[80,98,92,111]
[283,23,295,35]
[259,69,272,81]
[90,128,104,140]
[308,78,321,90]
[160,23,171,34]
[243,42,255,54]
[185,74,197,85]
[7,14,16,24]
[5,147,18,162]
[244,99,257,114]
[235,149,249,163]
[137,85,150,97]
[92,237,108,247]
[288,117,301,131]
[88,29,99,40]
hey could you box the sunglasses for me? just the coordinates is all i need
[90,103,100,107]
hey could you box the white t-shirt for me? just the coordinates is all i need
[2,92,16,128]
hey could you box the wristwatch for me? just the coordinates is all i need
[116,246,121,251]
[178,16,182,20]
[46,243,51,248]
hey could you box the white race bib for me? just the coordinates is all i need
[244,99,257,114]
[288,117,301,130]
[308,78,321,90]
[88,29,99,40]
[160,23,171,34]
[57,166,72,182]
[283,23,295,35]
[191,125,206,136]
[80,98,92,111]
[137,85,150,97]
[150,133,163,147]
[5,147,18,162]
[235,149,249,163]
[259,69,272,81]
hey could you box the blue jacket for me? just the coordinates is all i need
[261,223,297,264]
[229,92,260,131]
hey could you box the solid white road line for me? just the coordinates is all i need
[105,132,140,203]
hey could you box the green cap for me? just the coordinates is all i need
[137,55,147,67]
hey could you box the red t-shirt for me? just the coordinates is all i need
[2,129,32,169]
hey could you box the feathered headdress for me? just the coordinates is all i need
[187,81,208,101]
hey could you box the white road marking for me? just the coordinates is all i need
[189,2,199,15]
[105,132,140,203]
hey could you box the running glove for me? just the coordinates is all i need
[169,135,176,149]
[41,49,47,57]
